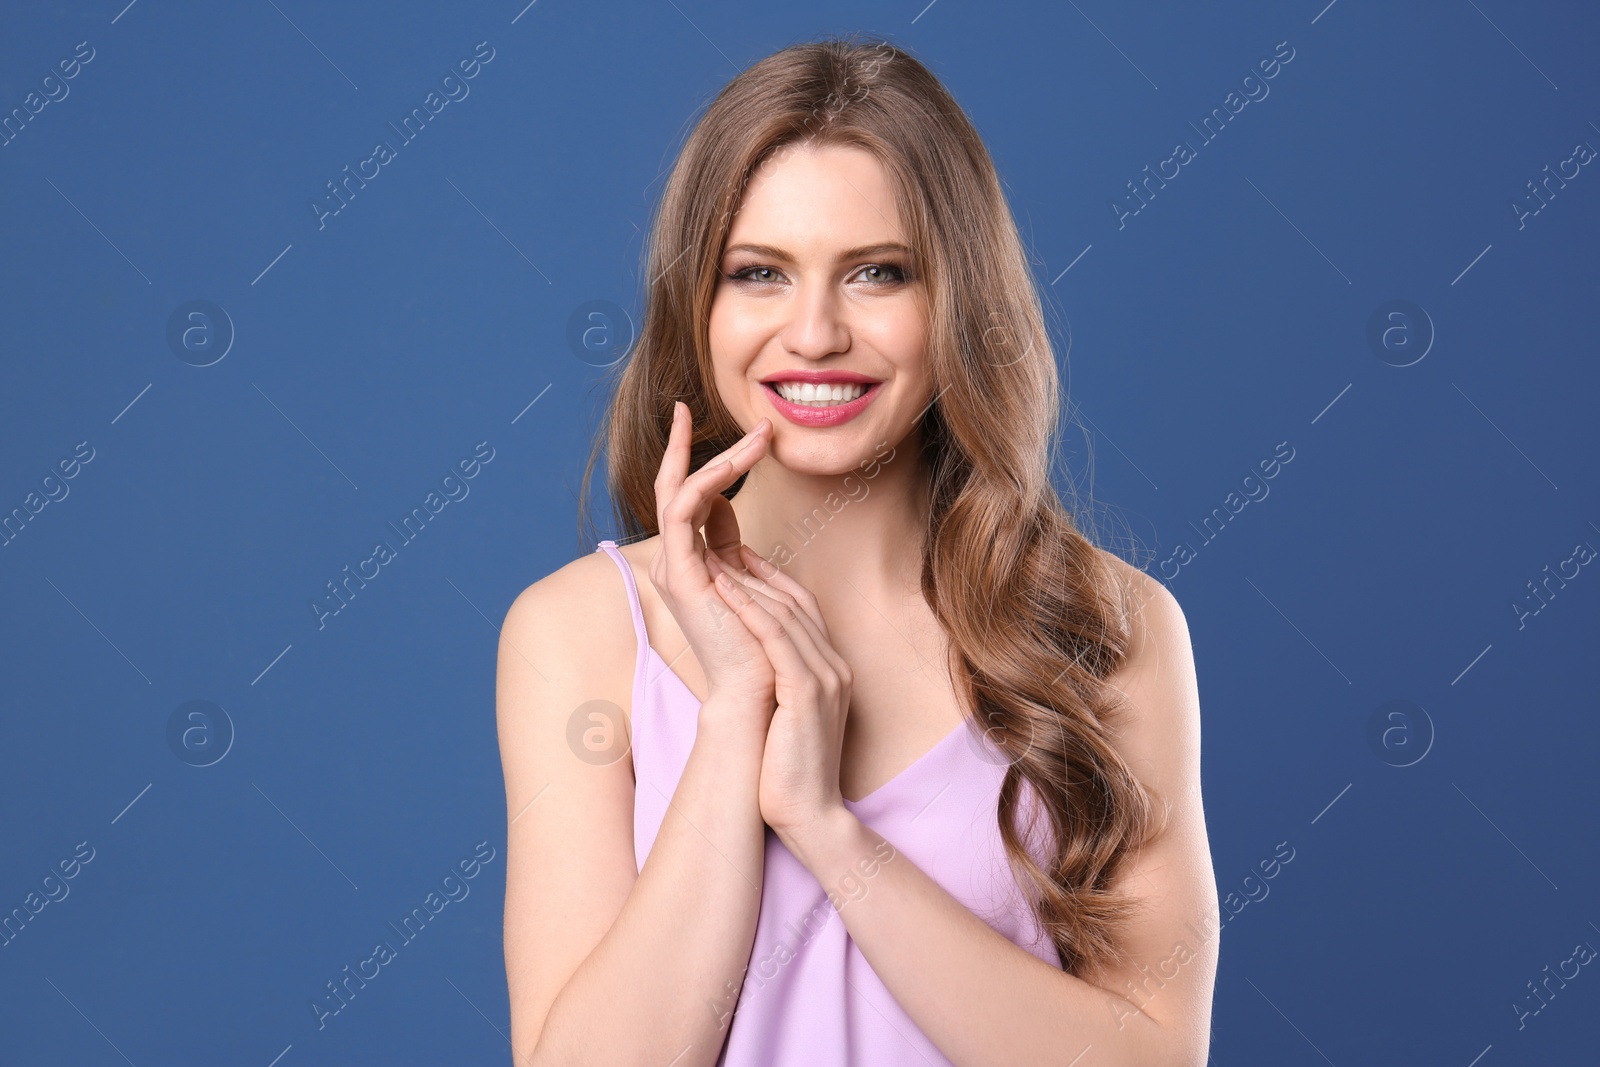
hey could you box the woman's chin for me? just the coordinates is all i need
[765,438,892,479]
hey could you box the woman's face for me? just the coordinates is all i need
[708,142,931,475]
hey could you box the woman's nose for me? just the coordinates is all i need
[779,285,850,359]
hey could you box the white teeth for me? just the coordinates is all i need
[772,381,868,406]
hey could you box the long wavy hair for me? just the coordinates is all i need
[579,33,1167,978]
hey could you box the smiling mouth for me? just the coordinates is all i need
[763,381,877,407]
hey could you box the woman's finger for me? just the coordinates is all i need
[709,562,820,687]
[714,553,822,644]
[703,494,745,573]
[735,544,832,641]
[652,402,690,530]
[716,561,853,687]
[710,553,841,688]
[658,411,771,585]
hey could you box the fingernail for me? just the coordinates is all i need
[715,572,734,593]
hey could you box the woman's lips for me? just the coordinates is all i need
[762,382,881,427]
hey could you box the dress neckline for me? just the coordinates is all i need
[640,643,971,808]
[600,538,976,809]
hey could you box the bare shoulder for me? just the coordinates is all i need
[498,545,641,717]
[1095,548,1190,662]
[497,544,648,1050]
[1077,561,1217,1054]
[1091,546,1201,806]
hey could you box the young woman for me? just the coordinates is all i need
[497,35,1217,1067]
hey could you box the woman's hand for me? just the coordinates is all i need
[706,545,853,846]
[648,402,776,715]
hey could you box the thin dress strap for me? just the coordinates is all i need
[595,539,649,684]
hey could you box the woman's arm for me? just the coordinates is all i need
[497,564,768,1066]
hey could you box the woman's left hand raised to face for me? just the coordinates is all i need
[706,545,853,851]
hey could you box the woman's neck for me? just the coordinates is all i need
[729,432,932,602]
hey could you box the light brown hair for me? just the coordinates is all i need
[580,33,1165,977]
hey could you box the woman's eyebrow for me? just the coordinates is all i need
[722,241,914,262]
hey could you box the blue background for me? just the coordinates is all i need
[3,1,1597,1063]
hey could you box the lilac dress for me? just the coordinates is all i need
[596,540,1061,1065]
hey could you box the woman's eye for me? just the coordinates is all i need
[725,263,908,285]
[855,263,906,284]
